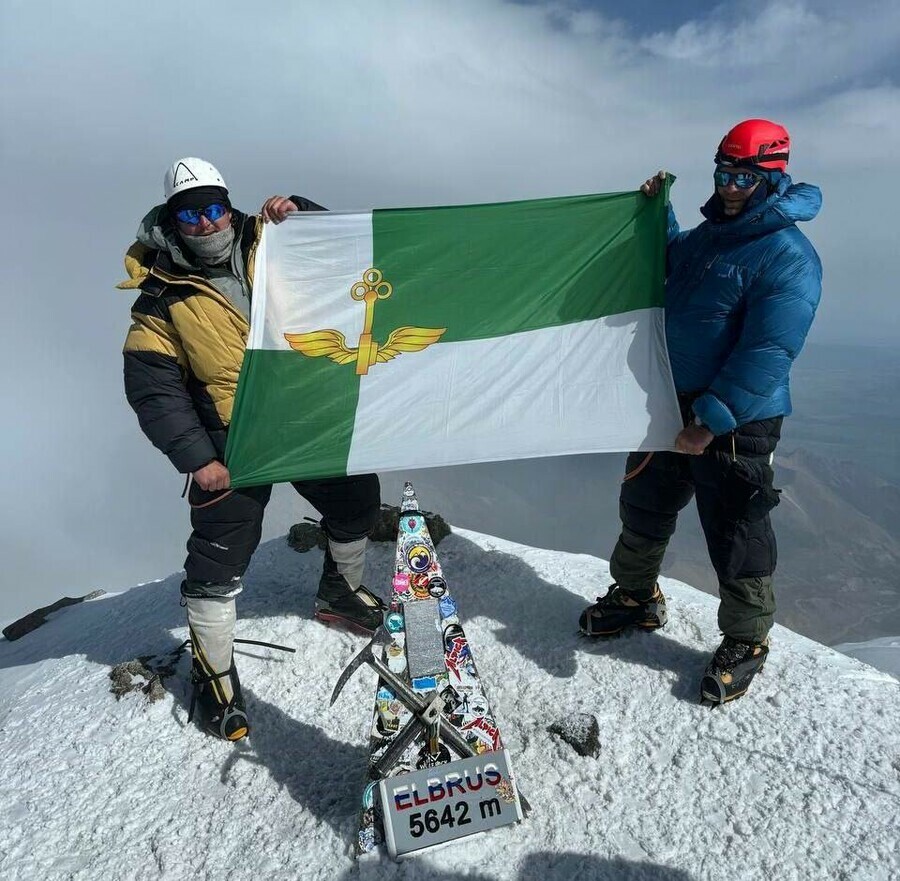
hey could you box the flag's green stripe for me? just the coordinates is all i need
[226,351,360,486]
[371,192,665,344]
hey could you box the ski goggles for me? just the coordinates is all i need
[173,203,229,225]
[713,169,762,189]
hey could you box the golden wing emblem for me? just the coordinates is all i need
[284,330,358,365]
[375,326,447,363]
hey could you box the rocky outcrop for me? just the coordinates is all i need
[288,504,451,553]
[548,713,601,758]
[2,590,106,642]
[108,644,188,704]
[287,521,329,552]
[109,659,168,703]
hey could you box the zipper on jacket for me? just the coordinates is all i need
[681,254,718,304]
[229,216,253,305]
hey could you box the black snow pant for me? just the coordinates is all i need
[182,473,381,598]
[609,416,783,644]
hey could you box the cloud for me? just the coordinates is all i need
[795,85,900,165]
[1,0,898,621]
[641,3,829,66]
[638,0,900,103]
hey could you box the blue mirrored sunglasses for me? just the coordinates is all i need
[713,170,761,190]
[174,203,229,225]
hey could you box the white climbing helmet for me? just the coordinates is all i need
[163,157,228,202]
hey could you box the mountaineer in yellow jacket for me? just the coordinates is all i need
[120,158,383,741]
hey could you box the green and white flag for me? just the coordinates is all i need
[226,191,681,486]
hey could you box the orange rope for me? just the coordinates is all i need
[189,489,234,509]
[623,452,654,482]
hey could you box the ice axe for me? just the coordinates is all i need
[331,628,532,815]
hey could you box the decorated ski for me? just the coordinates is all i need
[335,483,523,856]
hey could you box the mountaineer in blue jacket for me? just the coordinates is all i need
[580,119,822,704]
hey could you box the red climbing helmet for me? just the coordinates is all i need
[715,119,790,172]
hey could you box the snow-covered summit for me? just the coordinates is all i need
[2,528,898,881]
[835,636,900,680]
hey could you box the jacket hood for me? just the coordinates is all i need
[135,204,203,271]
[702,174,822,239]
[118,205,256,294]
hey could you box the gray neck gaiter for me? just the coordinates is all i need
[182,225,236,266]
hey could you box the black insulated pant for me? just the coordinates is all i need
[183,473,380,596]
[609,417,783,644]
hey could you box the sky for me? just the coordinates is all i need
[1,0,899,624]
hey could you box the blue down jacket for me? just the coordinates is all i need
[665,174,822,436]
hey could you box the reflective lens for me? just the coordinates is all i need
[174,203,229,225]
[714,170,760,190]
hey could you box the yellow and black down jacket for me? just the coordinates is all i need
[120,197,323,473]
[119,207,259,473]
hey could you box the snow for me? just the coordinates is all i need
[2,527,899,881]
[835,637,900,680]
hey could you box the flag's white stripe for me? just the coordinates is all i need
[250,212,374,351]
[247,222,269,350]
[346,308,680,473]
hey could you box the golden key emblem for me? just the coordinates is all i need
[284,268,446,376]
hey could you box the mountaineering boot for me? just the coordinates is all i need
[184,594,249,741]
[579,583,667,637]
[315,537,384,634]
[700,635,769,704]
[189,655,249,741]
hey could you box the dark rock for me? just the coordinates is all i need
[370,505,400,543]
[109,659,168,703]
[423,511,451,546]
[370,505,452,545]
[548,713,601,758]
[2,590,106,642]
[108,644,188,704]
[287,521,328,552]
[288,504,451,551]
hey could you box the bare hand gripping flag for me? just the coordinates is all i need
[225,190,681,486]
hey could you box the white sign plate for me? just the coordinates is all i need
[379,749,523,858]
